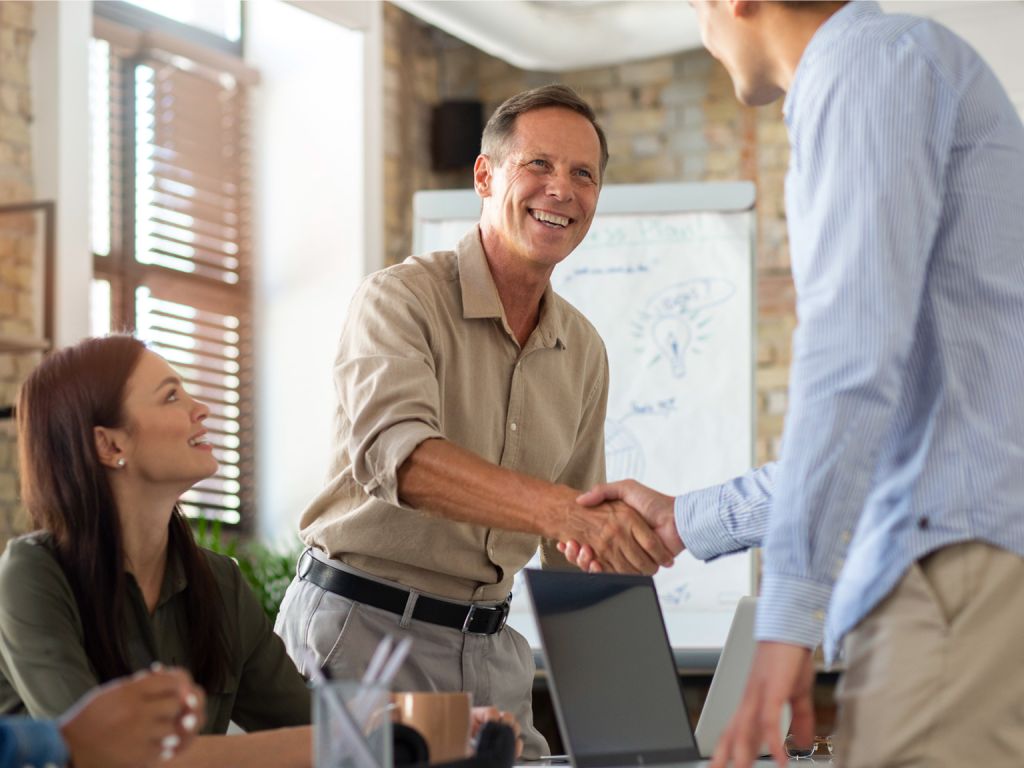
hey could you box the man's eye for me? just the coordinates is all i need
[576,169,593,179]
[166,389,178,402]
[530,159,548,168]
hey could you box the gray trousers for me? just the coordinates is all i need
[275,550,548,758]
[835,541,1024,767]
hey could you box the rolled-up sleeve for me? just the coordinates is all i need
[336,273,447,506]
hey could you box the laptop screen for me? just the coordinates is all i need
[525,570,700,767]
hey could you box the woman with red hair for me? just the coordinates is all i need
[0,336,311,766]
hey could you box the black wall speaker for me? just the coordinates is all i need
[431,100,484,172]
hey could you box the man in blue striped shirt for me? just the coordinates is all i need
[563,2,1024,766]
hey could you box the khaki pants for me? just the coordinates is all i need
[836,541,1024,767]
[275,552,548,759]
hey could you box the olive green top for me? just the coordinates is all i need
[0,531,311,733]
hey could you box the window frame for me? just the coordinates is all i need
[94,0,244,56]
[90,11,256,531]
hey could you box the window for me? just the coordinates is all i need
[119,0,242,44]
[90,12,256,526]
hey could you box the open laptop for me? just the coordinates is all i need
[524,570,786,768]
[693,596,790,757]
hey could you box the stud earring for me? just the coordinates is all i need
[116,458,126,468]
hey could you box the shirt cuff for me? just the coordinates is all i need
[362,421,444,506]
[755,573,832,649]
[8,718,70,767]
[674,485,741,561]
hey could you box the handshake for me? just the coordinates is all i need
[551,479,685,575]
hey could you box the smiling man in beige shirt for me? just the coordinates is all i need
[275,85,674,757]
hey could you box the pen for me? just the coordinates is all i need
[373,636,413,689]
[361,635,394,687]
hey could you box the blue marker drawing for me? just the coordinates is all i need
[632,278,735,378]
[660,582,692,607]
[604,418,646,482]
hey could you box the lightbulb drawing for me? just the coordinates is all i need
[633,278,735,378]
[652,315,693,377]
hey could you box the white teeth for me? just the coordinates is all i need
[531,209,569,227]
[188,437,208,447]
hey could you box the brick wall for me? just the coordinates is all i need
[382,3,794,467]
[0,1,36,544]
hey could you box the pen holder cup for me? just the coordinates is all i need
[314,680,393,768]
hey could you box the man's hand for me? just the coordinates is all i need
[711,642,815,768]
[396,441,673,574]
[558,493,676,575]
[471,706,523,758]
[558,480,683,572]
[59,667,206,768]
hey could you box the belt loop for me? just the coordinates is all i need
[296,548,314,580]
[400,590,419,628]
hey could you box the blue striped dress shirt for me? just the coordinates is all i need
[675,1,1024,660]
[0,718,68,767]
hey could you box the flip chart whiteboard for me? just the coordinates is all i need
[413,182,757,648]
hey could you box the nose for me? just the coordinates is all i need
[192,398,210,422]
[546,168,574,202]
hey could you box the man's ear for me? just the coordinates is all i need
[473,154,493,197]
[94,426,126,470]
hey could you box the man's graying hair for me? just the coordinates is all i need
[481,84,610,176]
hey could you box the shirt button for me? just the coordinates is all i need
[510,422,518,432]
[918,517,929,530]
[841,530,852,543]
[814,610,825,621]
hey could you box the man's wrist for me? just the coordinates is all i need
[544,484,592,540]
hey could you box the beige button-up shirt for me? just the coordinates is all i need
[299,227,609,602]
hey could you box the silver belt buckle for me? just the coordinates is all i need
[461,601,509,635]
[462,605,489,635]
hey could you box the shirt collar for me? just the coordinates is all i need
[124,541,188,612]
[157,543,189,607]
[783,1,882,121]
[456,226,567,350]
[535,283,566,350]
[457,226,504,320]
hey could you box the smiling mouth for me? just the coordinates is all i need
[530,208,571,228]
[188,435,211,448]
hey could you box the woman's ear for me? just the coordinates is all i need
[94,426,126,470]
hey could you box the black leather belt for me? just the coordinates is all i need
[297,551,511,635]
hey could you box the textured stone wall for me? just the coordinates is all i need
[381,4,794,467]
[0,1,36,544]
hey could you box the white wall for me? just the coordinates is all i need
[31,0,92,347]
[247,0,379,547]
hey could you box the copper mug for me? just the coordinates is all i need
[390,691,473,762]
